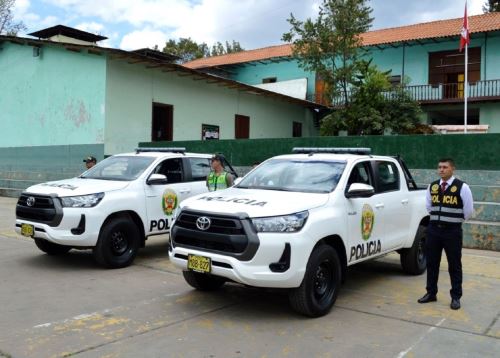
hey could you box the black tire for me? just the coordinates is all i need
[182,271,226,291]
[93,215,140,269]
[288,245,342,317]
[34,238,71,255]
[400,225,427,275]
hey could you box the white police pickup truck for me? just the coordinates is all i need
[15,148,237,268]
[170,148,429,317]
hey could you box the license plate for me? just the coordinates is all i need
[21,223,34,237]
[187,254,211,273]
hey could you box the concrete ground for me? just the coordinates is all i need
[0,196,499,358]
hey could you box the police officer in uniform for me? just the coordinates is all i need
[206,154,234,191]
[418,158,474,310]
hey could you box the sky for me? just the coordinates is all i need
[12,0,486,51]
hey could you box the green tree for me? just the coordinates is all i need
[282,0,373,105]
[163,38,244,63]
[320,61,422,135]
[483,0,500,12]
[0,0,26,35]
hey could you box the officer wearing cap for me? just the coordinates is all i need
[83,156,97,170]
[206,154,234,191]
[418,158,474,310]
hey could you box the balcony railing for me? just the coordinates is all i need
[308,79,500,106]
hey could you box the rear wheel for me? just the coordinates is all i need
[182,271,226,291]
[288,245,341,317]
[34,238,71,255]
[400,225,427,275]
[93,215,140,269]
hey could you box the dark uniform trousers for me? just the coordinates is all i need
[425,223,463,299]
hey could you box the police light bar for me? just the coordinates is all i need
[292,147,371,155]
[135,147,186,154]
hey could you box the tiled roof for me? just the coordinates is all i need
[184,12,500,69]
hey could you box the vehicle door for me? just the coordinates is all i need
[144,158,192,235]
[373,160,411,250]
[345,160,385,264]
[182,156,212,196]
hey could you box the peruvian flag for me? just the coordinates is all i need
[459,2,470,52]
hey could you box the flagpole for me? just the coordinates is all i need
[464,42,468,134]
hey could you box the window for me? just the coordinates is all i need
[262,77,277,84]
[153,158,183,184]
[376,161,399,193]
[235,114,250,139]
[293,122,302,137]
[346,162,372,188]
[188,158,211,181]
[152,103,173,141]
[81,156,155,181]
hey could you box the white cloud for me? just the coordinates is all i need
[75,21,105,34]
[119,28,168,50]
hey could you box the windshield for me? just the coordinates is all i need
[80,156,155,181]
[237,159,346,193]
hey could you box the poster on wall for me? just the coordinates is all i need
[202,124,220,140]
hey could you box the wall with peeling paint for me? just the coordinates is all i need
[0,42,106,147]
[104,59,316,155]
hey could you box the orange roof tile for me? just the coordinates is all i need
[184,12,500,69]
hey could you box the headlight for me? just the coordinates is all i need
[251,211,309,233]
[60,193,105,208]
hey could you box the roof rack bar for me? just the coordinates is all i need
[292,147,371,155]
[135,147,186,154]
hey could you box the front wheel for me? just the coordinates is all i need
[182,271,226,291]
[93,216,140,269]
[34,238,71,255]
[400,225,427,275]
[288,245,341,317]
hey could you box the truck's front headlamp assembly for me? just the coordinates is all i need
[251,211,309,233]
[60,193,105,208]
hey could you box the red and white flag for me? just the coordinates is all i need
[459,2,470,52]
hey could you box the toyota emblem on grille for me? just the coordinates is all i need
[26,197,36,207]
[196,216,211,231]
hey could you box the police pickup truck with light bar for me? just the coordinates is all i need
[15,148,237,268]
[169,147,429,317]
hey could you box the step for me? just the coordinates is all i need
[410,169,500,186]
[0,170,80,181]
[0,179,40,190]
[463,221,500,251]
[0,187,22,199]
[471,202,500,222]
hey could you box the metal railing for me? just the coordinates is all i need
[308,79,500,106]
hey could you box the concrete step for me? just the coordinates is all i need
[0,170,80,182]
[0,187,22,199]
[411,169,500,186]
[0,179,39,190]
[472,202,500,222]
[463,221,500,251]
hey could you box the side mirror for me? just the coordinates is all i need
[147,173,168,185]
[345,183,375,198]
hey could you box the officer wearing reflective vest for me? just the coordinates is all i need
[206,153,234,191]
[418,158,473,310]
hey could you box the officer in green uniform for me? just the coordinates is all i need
[418,158,474,310]
[206,154,234,191]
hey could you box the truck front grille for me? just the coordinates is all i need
[171,210,260,261]
[16,193,63,226]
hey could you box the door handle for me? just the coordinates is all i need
[179,189,190,194]
[401,199,409,205]
[375,203,384,209]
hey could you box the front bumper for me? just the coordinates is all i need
[170,231,311,288]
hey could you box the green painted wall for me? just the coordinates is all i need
[0,42,106,147]
[140,133,500,169]
[481,103,500,132]
[104,59,317,155]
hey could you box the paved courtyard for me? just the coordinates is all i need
[0,196,498,358]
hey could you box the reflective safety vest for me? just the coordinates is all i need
[429,178,465,225]
[207,171,228,191]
